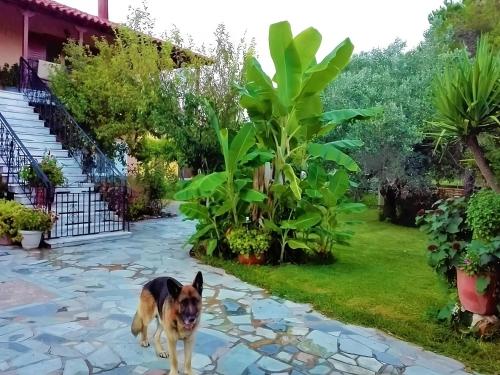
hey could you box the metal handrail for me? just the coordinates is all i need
[0,110,52,206]
[19,57,125,185]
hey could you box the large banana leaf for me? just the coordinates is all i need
[328,169,349,199]
[293,27,322,74]
[228,123,256,173]
[300,38,354,96]
[269,21,302,107]
[174,172,227,201]
[179,202,210,221]
[308,143,360,172]
[283,163,302,199]
[281,212,322,230]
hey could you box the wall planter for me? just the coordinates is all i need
[19,230,42,250]
[456,268,498,315]
[238,253,265,265]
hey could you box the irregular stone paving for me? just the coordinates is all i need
[0,214,471,375]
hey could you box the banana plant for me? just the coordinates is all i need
[239,21,378,261]
[174,102,272,255]
[240,22,379,212]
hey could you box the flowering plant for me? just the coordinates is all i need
[459,238,500,276]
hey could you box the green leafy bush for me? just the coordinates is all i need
[416,197,472,285]
[466,190,500,240]
[17,208,54,232]
[0,63,19,87]
[126,196,147,221]
[20,155,65,187]
[0,199,25,242]
[226,227,271,256]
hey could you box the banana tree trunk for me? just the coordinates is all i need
[466,135,499,193]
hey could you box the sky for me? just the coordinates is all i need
[57,0,445,73]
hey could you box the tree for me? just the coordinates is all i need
[51,26,175,159]
[429,0,500,53]
[163,24,253,172]
[430,36,500,192]
[323,40,459,192]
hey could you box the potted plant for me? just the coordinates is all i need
[17,208,55,250]
[226,227,271,265]
[456,239,500,315]
[0,199,25,245]
[20,154,65,205]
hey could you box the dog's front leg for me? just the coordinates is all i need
[153,322,168,358]
[167,336,179,375]
[184,336,194,375]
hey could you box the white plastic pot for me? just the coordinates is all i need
[20,230,42,250]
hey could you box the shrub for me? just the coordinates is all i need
[466,190,500,240]
[0,199,25,242]
[226,227,271,257]
[127,196,147,221]
[0,63,19,87]
[16,208,54,232]
[20,155,65,187]
[416,197,472,285]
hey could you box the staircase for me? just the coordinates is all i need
[0,63,130,247]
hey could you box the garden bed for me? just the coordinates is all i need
[204,209,500,374]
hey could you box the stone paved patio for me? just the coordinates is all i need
[0,214,471,374]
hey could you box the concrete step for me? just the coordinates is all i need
[7,118,47,128]
[0,97,31,109]
[28,148,68,158]
[16,132,57,143]
[20,140,62,150]
[9,125,51,136]
[0,90,25,100]
[1,110,40,121]
[44,231,131,248]
[0,103,34,114]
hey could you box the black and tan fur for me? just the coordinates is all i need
[131,272,203,375]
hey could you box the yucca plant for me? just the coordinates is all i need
[431,36,500,192]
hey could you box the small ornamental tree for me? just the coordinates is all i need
[430,36,500,192]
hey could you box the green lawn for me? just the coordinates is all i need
[205,209,500,374]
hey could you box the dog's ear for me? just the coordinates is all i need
[192,271,203,296]
[167,278,182,299]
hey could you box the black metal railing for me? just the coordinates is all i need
[0,111,53,208]
[18,57,129,238]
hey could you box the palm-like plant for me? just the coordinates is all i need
[431,36,500,192]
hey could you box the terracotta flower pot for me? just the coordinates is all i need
[0,235,13,246]
[456,268,498,315]
[238,253,265,265]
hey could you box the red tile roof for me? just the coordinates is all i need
[12,0,114,30]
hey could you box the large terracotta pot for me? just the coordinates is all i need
[238,253,265,265]
[456,268,498,315]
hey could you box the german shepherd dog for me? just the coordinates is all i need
[131,272,203,375]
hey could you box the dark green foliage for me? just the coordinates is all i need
[20,155,65,187]
[416,197,472,285]
[0,63,19,87]
[466,190,500,240]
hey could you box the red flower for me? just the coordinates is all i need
[428,244,438,252]
[417,209,425,216]
[452,242,461,251]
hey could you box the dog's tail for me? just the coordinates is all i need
[131,311,143,337]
